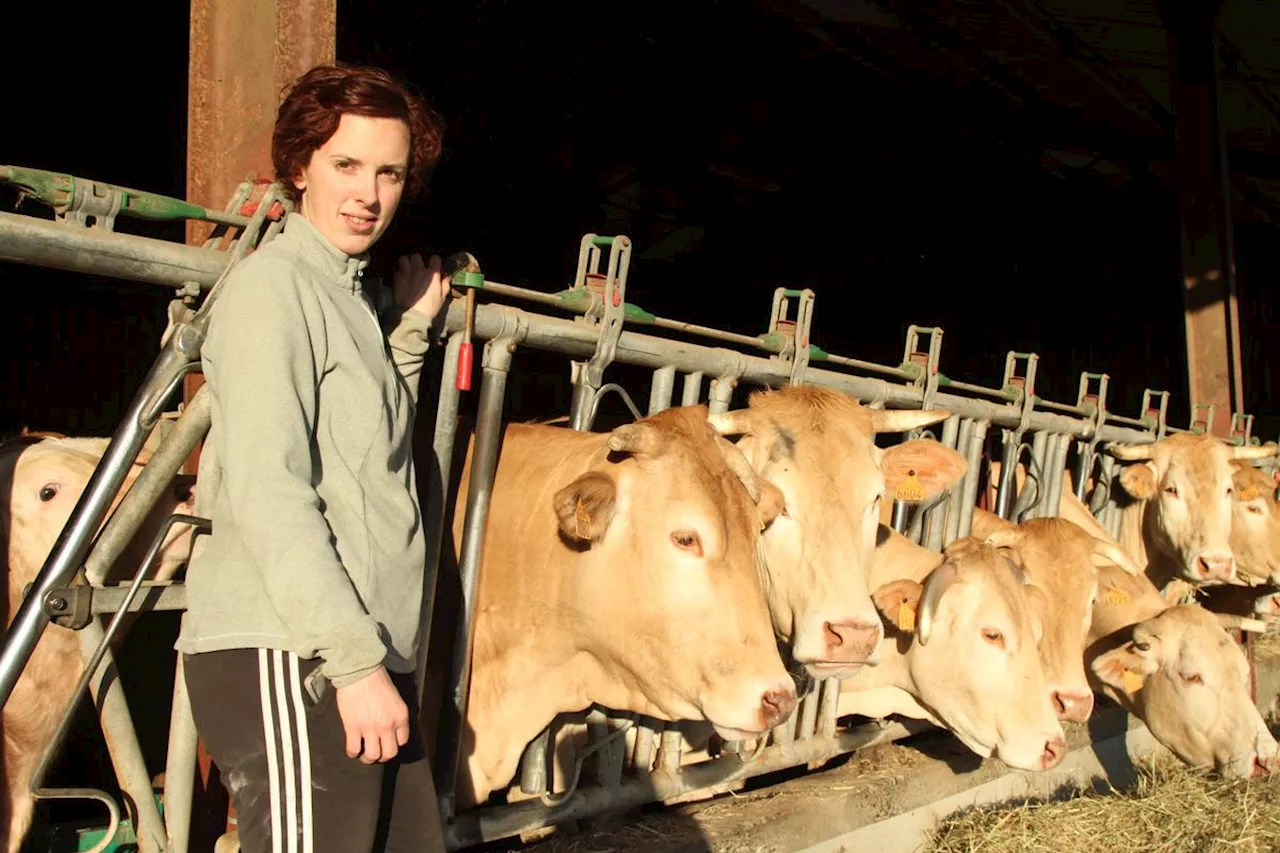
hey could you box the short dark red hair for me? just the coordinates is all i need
[272,63,443,202]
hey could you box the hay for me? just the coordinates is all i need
[1256,627,1280,661]
[924,756,1280,853]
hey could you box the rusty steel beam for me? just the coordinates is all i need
[1162,0,1244,437]
[187,0,335,246]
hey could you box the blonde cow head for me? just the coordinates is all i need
[1108,434,1275,584]
[708,387,966,679]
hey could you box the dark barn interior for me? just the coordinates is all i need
[4,0,1280,440]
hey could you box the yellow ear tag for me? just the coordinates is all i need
[895,469,926,503]
[1104,588,1130,607]
[897,602,916,633]
[1122,669,1145,694]
[574,497,592,539]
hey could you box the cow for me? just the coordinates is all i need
[969,509,1143,724]
[1086,560,1278,779]
[839,528,1069,772]
[984,433,1275,595]
[706,387,967,677]
[448,405,799,808]
[1226,461,1280,587]
[3,435,196,853]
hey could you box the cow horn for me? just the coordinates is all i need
[1215,612,1269,633]
[713,433,762,503]
[607,422,665,458]
[917,560,960,647]
[1106,442,1156,461]
[707,410,755,437]
[1229,443,1279,461]
[869,409,952,435]
[1090,538,1143,577]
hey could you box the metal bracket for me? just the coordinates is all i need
[62,178,125,231]
[1230,413,1255,446]
[1189,402,1215,435]
[1002,351,1038,436]
[763,287,816,386]
[1073,371,1110,501]
[901,325,944,413]
[567,235,631,430]
[1140,389,1170,440]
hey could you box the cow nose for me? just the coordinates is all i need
[1196,551,1235,582]
[172,475,196,505]
[823,620,882,661]
[1040,735,1067,770]
[760,686,797,729]
[1050,688,1095,723]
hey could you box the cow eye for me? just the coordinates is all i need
[981,628,1005,648]
[671,531,703,556]
[1163,485,1180,498]
[1181,673,1203,686]
[39,484,59,502]
[1248,504,1265,516]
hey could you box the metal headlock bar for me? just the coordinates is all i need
[0,165,1277,852]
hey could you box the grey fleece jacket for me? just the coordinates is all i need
[175,212,432,689]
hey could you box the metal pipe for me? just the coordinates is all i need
[1074,440,1094,502]
[956,421,990,540]
[1044,433,1071,518]
[88,582,187,615]
[163,652,198,853]
[445,720,920,850]
[657,728,683,774]
[568,378,597,431]
[946,418,976,546]
[0,209,230,290]
[417,333,464,707]
[436,337,519,816]
[798,683,820,740]
[681,372,704,406]
[1016,431,1050,521]
[0,330,203,708]
[632,723,656,775]
[84,385,211,586]
[994,431,1020,520]
[818,677,840,738]
[708,375,736,415]
[649,366,676,415]
[587,710,625,788]
[519,728,551,796]
[924,416,960,551]
[440,301,1162,445]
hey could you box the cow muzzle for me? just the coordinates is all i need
[1049,686,1094,723]
[1191,549,1236,583]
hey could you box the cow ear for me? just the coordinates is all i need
[881,440,967,503]
[1091,632,1160,696]
[553,471,617,543]
[1118,461,1158,500]
[872,579,923,635]
[757,478,784,530]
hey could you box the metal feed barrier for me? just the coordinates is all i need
[0,165,1275,853]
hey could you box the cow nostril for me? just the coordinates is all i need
[1042,736,1066,769]
[1197,554,1235,581]
[823,622,843,648]
[1051,691,1067,717]
[761,688,797,728]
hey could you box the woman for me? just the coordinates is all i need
[176,63,450,853]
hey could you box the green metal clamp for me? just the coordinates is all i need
[1139,389,1170,440]
[0,164,262,229]
[764,286,817,386]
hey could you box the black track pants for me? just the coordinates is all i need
[183,648,445,853]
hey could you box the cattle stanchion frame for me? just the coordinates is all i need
[0,169,1278,852]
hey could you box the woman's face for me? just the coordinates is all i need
[295,113,411,256]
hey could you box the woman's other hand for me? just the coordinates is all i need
[334,667,411,764]
[393,252,452,321]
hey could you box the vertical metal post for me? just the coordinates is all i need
[586,710,625,788]
[681,372,703,407]
[78,623,166,853]
[707,375,736,415]
[416,333,462,706]
[994,430,1021,520]
[649,365,676,415]
[923,415,960,551]
[437,337,517,816]
[657,728,683,774]
[519,730,551,797]
[797,681,821,740]
[1043,433,1070,518]
[631,724,656,775]
[956,421,990,540]
[164,653,198,853]
[945,418,976,546]
[818,676,840,738]
[1073,440,1095,502]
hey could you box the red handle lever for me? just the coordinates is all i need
[456,341,474,390]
